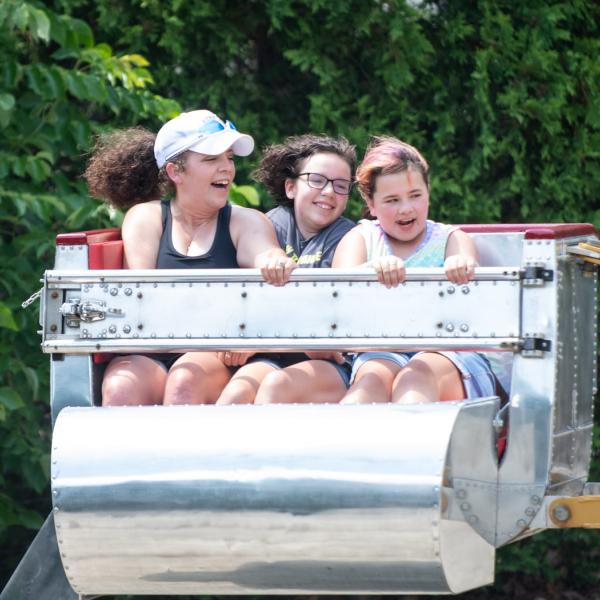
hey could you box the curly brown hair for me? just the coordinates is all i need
[84,127,169,210]
[252,134,356,207]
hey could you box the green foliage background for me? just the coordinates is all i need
[1,0,599,597]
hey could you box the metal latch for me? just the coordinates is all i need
[521,335,552,357]
[521,264,554,287]
[59,298,123,327]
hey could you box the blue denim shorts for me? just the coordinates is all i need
[350,351,496,400]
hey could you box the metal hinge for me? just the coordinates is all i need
[59,298,124,327]
[521,264,554,287]
[521,335,552,357]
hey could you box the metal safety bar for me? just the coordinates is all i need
[44,266,522,285]
[41,266,524,355]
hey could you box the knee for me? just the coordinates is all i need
[355,368,392,391]
[102,371,151,406]
[102,374,130,406]
[255,370,290,404]
[217,379,256,405]
[393,360,431,387]
[164,367,210,405]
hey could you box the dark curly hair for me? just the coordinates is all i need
[252,134,356,207]
[84,127,183,210]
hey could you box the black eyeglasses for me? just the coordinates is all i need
[297,172,353,195]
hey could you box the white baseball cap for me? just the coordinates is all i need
[154,110,255,168]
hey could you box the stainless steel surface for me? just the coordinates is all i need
[41,269,522,354]
[52,403,495,595]
[45,266,521,284]
[43,336,521,354]
[446,398,500,545]
[470,233,524,267]
[549,254,596,493]
[53,245,88,270]
[494,238,558,545]
[50,355,96,426]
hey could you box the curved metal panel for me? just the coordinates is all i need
[51,403,494,596]
[551,255,597,493]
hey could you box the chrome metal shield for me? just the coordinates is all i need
[52,402,497,596]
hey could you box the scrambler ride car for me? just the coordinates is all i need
[2,222,600,599]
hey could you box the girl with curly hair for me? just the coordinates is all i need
[217,134,357,405]
[84,111,295,407]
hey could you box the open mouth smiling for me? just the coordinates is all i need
[314,202,335,211]
[211,180,229,189]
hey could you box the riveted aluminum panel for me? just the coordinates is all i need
[495,234,598,543]
[41,268,521,354]
[549,242,597,494]
[494,238,558,545]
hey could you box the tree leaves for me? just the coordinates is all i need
[0,0,181,583]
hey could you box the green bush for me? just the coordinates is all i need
[2,0,600,596]
[0,0,180,584]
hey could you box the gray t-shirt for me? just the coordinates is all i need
[267,205,355,267]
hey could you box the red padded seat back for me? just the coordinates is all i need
[89,240,124,269]
[56,229,124,364]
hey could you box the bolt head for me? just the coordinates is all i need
[552,504,571,522]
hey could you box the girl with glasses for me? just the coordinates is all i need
[85,110,296,407]
[216,134,357,405]
[333,136,497,405]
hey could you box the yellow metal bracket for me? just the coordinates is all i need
[567,242,600,265]
[549,496,600,528]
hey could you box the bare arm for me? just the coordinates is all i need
[121,201,163,269]
[332,229,368,267]
[333,228,405,288]
[444,229,479,284]
[230,205,295,285]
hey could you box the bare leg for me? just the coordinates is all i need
[102,355,167,406]
[256,360,347,405]
[164,352,232,405]
[392,352,465,404]
[217,362,276,405]
[341,359,402,404]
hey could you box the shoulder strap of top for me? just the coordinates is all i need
[213,202,238,262]
[220,202,232,229]
[160,199,170,232]
[357,219,391,262]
